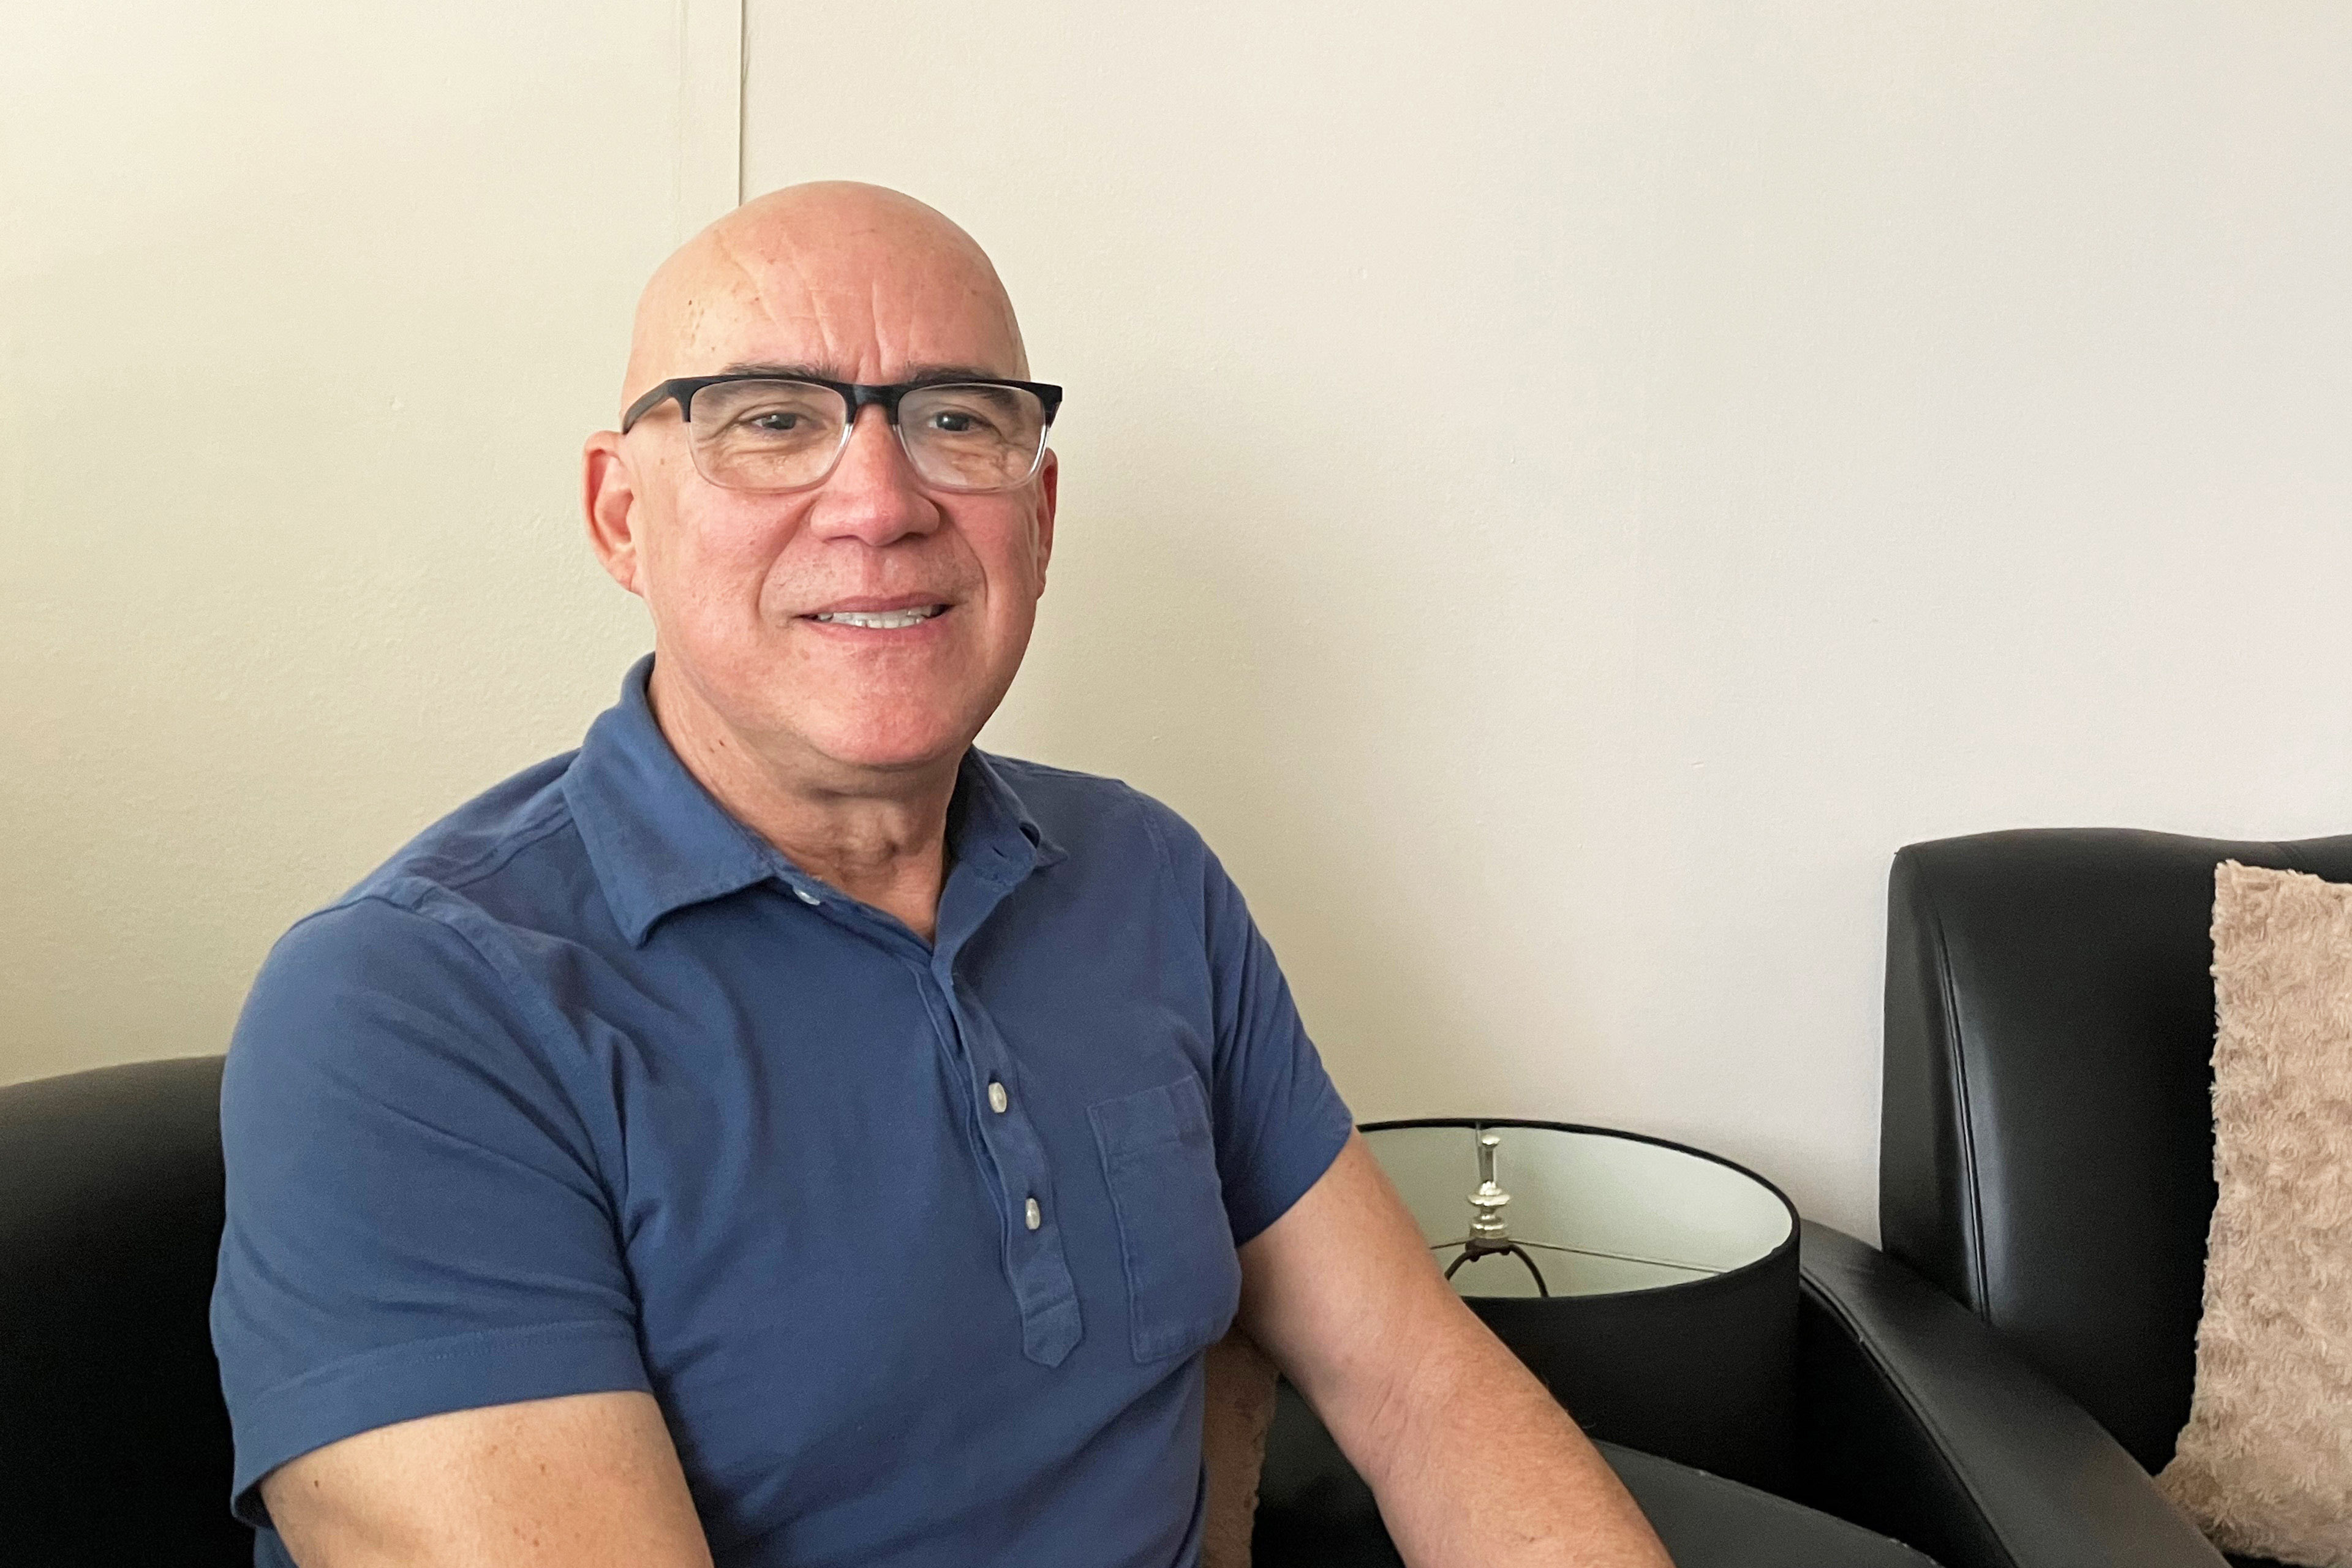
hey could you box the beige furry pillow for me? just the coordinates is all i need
[2156,862,2352,1566]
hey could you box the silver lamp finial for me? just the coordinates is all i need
[1468,1132,1512,1243]
[1442,1128,1550,1295]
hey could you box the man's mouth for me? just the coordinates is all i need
[806,604,949,630]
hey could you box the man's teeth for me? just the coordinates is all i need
[812,606,944,630]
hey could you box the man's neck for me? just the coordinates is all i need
[646,660,959,944]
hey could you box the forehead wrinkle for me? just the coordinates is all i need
[726,208,1022,375]
[709,222,838,365]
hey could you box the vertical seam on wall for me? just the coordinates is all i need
[675,0,747,236]
[734,0,748,205]
[676,0,690,238]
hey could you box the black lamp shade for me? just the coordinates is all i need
[1362,1118,1800,1494]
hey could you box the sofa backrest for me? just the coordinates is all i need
[0,1055,254,1566]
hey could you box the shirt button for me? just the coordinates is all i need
[792,887,821,906]
[988,1080,1009,1114]
[1023,1197,1042,1231]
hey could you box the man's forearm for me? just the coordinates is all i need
[1348,1307,1673,1567]
[1238,1137,1672,1567]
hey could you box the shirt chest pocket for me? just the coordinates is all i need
[1088,1076,1242,1363]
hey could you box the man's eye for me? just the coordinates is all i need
[928,410,1003,437]
[746,411,804,432]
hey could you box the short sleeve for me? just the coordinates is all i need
[1142,802,1356,1245]
[210,894,650,1527]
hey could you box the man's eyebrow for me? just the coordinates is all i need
[716,360,829,379]
[714,360,1014,384]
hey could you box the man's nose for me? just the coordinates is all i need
[804,405,941,546]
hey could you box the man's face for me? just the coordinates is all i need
[593,200,1056,783]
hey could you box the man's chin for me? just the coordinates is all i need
[799,720,976,779]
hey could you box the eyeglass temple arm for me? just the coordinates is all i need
[619,378,696,434]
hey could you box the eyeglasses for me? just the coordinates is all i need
[620,374,1063,494]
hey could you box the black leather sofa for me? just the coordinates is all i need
[1872,827,2348,1568]
[0,829,2297,1565]
[0,1055,251,1566]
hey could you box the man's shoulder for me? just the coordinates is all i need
[234,751,601,1087]
[981,752,1213,869]
[362,749,586,898]
[276,749,597,977]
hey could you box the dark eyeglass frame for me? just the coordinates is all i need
[620,373,1064,434]
[620,373,1063,494]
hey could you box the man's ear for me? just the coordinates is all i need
[1032,447,1058,591]
[582,431,645,597]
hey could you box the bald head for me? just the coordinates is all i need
[620,182,1028,417]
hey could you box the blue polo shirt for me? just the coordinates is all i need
[211,657,1354,1567]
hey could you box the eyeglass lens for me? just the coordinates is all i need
[687,380,1048,494]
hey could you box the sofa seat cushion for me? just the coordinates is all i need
[1603,1442,1940,1567]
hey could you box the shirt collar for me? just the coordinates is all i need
[952,745,1069,888]
[564,655,1065,946]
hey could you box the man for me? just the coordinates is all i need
[211,182,1673,1567]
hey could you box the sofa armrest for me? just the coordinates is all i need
[1796,1221,2224,1568]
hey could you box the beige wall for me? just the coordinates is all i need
[747,3,2352,1237]
[7,4,2351,1239]
[1,3,715,1085]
